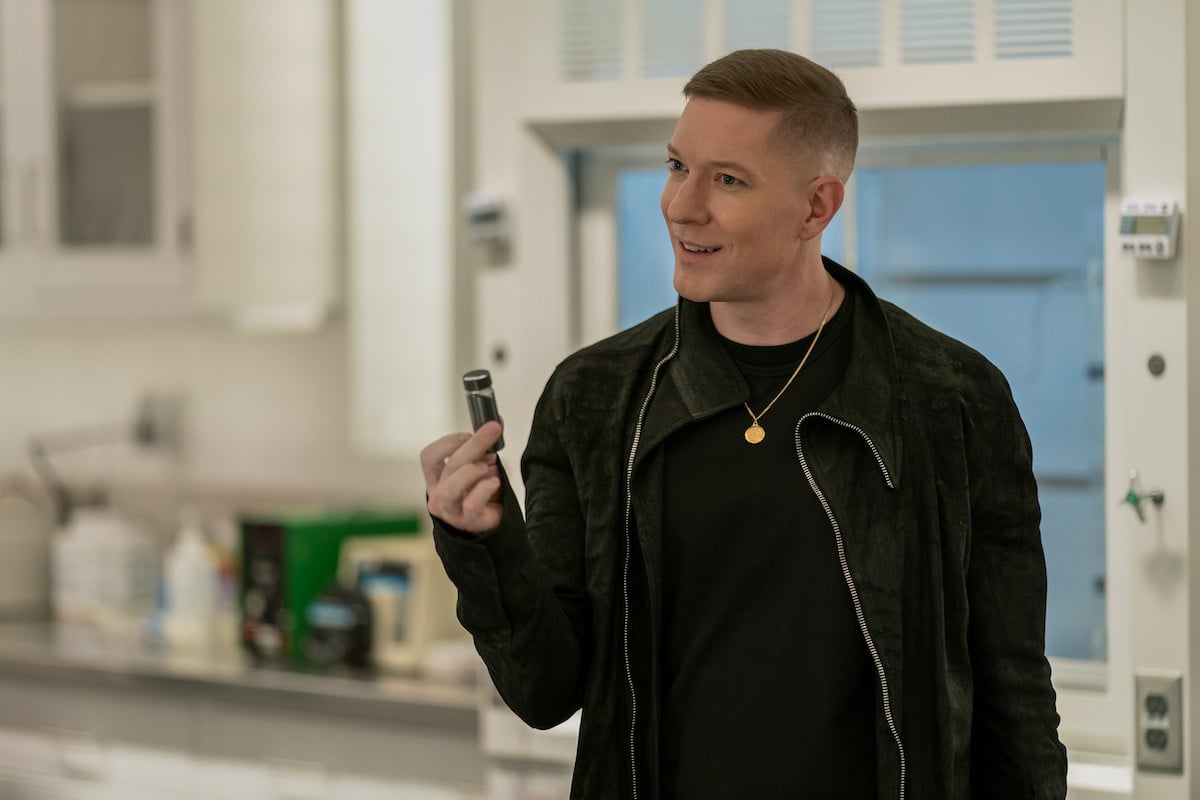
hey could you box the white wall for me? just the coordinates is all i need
[1123,0,1199,797]
[0,321,425,501]
[465,0,573,493]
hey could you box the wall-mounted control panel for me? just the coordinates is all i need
[1119,199,1181,260]
[463,191,511,249]
[1136,671,1183,773]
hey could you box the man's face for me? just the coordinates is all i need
[660,97,823,306]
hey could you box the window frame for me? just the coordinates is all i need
[576,133,1131,759]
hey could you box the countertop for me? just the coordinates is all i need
[0,621,481,731]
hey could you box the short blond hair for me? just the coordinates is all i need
[683,49,858,180]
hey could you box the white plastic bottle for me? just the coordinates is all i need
[162,508,219,650]
[97,513,161,637]
[52,508,109,624]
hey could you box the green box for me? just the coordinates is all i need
[239,509,422,663]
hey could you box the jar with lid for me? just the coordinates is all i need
[462,369,504,452]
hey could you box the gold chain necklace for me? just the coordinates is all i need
[742,280,836,445]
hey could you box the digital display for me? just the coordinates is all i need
[1127,216,1170,235]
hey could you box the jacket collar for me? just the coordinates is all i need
[637,258,905,487]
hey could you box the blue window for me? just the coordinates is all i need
[613,159,1107,662]
[617,170,676,329]
[856,162,1106,662]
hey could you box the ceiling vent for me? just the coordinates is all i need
[995,0,1072,60]
[903,0,975,64]
[561,0,622,81]
[812,0,883,68]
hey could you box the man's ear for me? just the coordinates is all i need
[801,177,845,241]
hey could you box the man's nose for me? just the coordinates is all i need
[664,176,708,225]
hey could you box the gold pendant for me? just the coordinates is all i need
[744,423,765,444]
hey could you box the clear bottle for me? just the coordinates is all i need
[51,497,160,637]
[52,507,109,624]
[162,508,219,650]
[463,369,504,452]
[98,512,161,637]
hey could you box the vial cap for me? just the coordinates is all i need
[462,369,493,391]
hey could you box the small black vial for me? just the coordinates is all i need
[463,369,504,452]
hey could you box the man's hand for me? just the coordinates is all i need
[420,421,505,535]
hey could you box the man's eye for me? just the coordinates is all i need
[666,158,684,171]
[719,174,740,186]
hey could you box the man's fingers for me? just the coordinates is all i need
[436,461,495,509]
[429,462,502,532]
[460,473,503,528]
[420,433,471,490]
[422,423,506,532]
[444,421,504,474]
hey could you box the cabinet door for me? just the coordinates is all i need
[197,703,484,799]
[192,0,340,330]
[346,0,469,456]
[0,681,198,796]
[0,726,197,800]
[0,774,192,800]
[53,0,156,248]
[0,0,191,315]
[0,772,72,800]
[0,0,49,311]
[46,0,190,283]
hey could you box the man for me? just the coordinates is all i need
[422,48,1067,799]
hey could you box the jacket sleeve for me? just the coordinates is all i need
[432,372,591,730]
[965,368,1068,799]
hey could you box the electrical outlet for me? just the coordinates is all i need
[1136,671,1183,773]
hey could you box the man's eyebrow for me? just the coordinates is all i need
[666,144,755,176]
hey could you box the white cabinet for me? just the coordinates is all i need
[197,702,483,800]
[0,670,485,800]
[0,682,199,799]
[345,0,473,457]
[191,0,341,331]
[0,0,192,318]
[479,689,576,800]
[0,0,342,326]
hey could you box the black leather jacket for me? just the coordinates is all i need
[433,262,1067,799]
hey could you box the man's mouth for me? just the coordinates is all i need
[680,241,720,253]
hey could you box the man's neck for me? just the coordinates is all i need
[711,271,846,346]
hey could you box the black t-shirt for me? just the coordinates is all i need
[659,283,877,799]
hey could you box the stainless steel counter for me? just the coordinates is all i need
[0,621,480,731]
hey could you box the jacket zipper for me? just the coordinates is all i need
[794,411,906,800]
[622,307,681,800]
